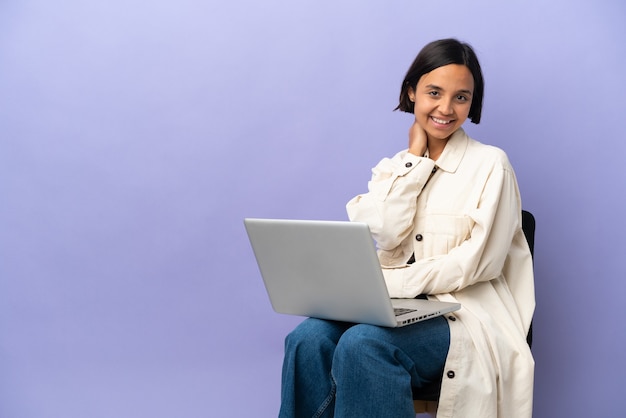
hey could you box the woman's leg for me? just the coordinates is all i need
[331,316,450,418]
[279,318,352,418]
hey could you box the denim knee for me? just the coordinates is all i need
[332,324,395,368]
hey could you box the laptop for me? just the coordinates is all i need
[244,218,460,327]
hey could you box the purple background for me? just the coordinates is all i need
[1,0,625,417]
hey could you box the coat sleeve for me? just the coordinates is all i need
[346,149,436,254]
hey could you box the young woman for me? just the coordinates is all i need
[279,39,535,418]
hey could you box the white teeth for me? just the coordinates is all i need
[432,117,451,124]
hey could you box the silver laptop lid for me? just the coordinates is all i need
[244,218,399,326]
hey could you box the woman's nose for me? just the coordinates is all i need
[438,99,454,115]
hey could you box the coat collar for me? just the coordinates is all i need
[433,128,469,173]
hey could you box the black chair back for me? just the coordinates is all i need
[521,210,535,348]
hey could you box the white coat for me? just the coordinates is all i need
[346,128,535,418]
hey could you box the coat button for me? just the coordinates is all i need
[447,371,455,379]
[448,316,456,321]
[415,234,423,241]
[405,162,413,168]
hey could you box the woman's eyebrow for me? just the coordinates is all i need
[425,84,442,91]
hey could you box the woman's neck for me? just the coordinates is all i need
[427,136,449,161]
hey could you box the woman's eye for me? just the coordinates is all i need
[428,91,439,97]
[457,95,468,101]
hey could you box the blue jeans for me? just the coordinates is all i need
[279,316,450,418]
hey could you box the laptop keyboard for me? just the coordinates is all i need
[394,308,417,316]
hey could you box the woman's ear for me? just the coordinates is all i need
[408,86,416,103]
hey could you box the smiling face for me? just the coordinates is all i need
[408,64,474,142]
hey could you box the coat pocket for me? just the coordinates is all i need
[421,213,473,256]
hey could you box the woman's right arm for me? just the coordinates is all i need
[346,150,435,252]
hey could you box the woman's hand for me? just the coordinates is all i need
[408,120,427,157]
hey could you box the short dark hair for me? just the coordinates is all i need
[395,38,484,124]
